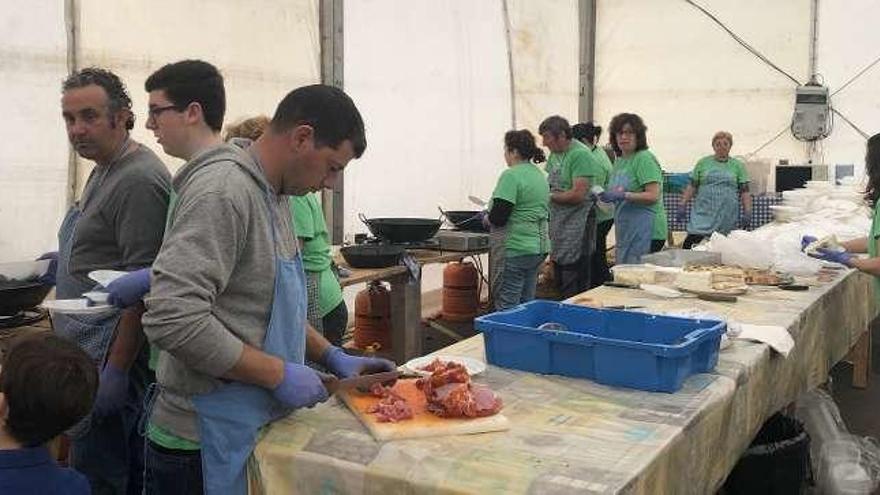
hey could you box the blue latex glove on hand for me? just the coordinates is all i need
[321,346,396,379]
[599,190,626,203]
[478,210,490,229]
[36,251,58,286]
[808,247,853,267]
[674,204,687,224]
[106,268,151,308]
[800,235,818,252]
[741,211,752,230]
[272,362,330,409]
[94,364,128,417]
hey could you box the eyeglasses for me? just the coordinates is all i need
[147,104,184,120]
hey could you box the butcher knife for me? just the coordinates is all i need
[322,370,401,395]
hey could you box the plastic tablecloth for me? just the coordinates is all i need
[250,270,875,494]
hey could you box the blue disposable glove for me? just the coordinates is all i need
[674,204,687,224]
[740,211,752,230]
[800,235,818,252]
[599,190,626,203]
[106,268,151,308]
[36,251,58,286]
[478,210,490,229]
[94,364,128,417]
[321,346,396,379]
[808,247,853,267]
[272,362,330,409]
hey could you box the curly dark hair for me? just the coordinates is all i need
[62,67,134,130]
[608,113,649,156]
[865,133,880,204]
[572,122,602,144]
[505,129,546,164]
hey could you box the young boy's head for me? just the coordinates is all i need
[0,335,97,447]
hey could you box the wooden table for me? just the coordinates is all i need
[336,248,488,363]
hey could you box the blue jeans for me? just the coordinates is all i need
[144,440,203,495]
[495,253,545,310]
[70,350,152,495]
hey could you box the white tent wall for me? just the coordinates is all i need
[342,0,512,304]
[0,3,69,262]
[594,0,812,172]
[73,0,321,192]
[507,0,580,132]
[817,0,880,176]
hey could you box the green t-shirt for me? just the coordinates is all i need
[491,162,551,256]
[590,145,614,223]
[691,156,749,187]
[147,422,200,450]
[545,140,602,191]
[870,205,880,306]
[610,149,666,240]
[290,194,344,316]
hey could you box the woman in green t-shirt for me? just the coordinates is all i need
[573,122,614,286]
[486,130,551,310]
[804,134,880,299]
[677,131,753,249]
[599,113,665,265]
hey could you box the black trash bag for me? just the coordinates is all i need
[723,413,812,494]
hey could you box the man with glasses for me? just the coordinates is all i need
[52,67,171,495]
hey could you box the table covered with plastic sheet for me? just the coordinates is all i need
[248,269,875,494]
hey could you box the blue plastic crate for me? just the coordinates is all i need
[474,300,725,393]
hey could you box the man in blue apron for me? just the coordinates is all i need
[139,63,393,495]
[539,116,602,299]
[54,68,171,494]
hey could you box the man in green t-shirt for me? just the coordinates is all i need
[539,116,605,298]
[290,193,347,345]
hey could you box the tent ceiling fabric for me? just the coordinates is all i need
[0,2,68,261]
[594,0,811,172]
[343,0,513,238]
[74,0,321,191]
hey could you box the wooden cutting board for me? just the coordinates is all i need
[338,379,509,441]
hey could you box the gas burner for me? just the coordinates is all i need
[0,308,48,330]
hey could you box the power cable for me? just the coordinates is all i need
[831,54,880,97]
[683,0,802,85]
[830,107,870,139]
[744,124,790,160]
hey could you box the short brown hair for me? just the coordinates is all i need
[0,335,97,446]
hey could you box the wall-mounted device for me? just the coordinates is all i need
[791,84,830,141]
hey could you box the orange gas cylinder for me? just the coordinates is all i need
[353,282,392,350]
[441,261,479,322]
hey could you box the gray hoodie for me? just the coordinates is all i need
[142,141,297,441]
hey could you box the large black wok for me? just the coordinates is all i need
[340,244,405,269]
[359,215,442,244]
[0,281,52,316]
[440,208,487,233]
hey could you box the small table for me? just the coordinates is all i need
[337,248,488,363]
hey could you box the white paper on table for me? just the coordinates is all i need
[732,324,794,357]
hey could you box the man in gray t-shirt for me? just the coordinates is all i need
[54,67,170,495]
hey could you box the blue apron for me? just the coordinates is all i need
[191,192,307,495]
[609,171,654,265]
[687,164,740,236]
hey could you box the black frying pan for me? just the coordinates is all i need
[439,208,487,233]
[0,281,52,316]
[340,244,405,269]
[359,214,442,244]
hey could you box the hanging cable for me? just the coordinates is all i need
[683,0,802,85]
[744,125,790,160]
[831,54,880,97]
[830,107,870,139]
